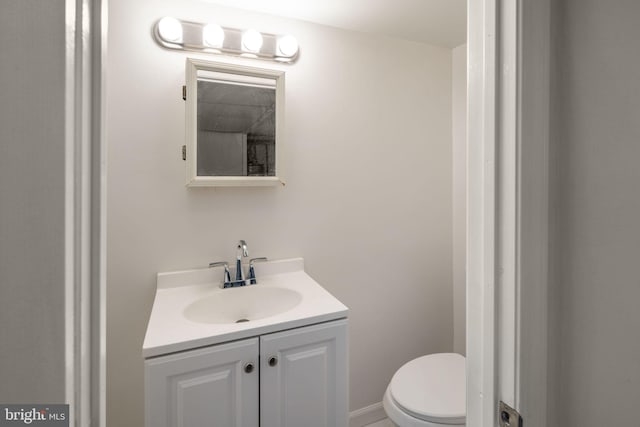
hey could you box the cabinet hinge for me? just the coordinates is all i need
[499,401,522,427]
[182,145,186,161]
[182,85,187,101]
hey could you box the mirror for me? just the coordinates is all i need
[185,59,285,186]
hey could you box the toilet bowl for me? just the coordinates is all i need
[383,353,466,427]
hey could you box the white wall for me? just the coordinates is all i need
[452,44,467,355]
[549,0,640,425]
[0,0,66,402]
[107,1,453,425]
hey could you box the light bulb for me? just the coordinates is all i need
[203,23,225,48]
[242,29,263,53]
[277,35,299,57]
[157,17,183,43]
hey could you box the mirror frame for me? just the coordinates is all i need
[185,58,285,187]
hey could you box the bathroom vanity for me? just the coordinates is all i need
[143,258,349,427]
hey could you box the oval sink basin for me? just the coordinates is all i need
[183,286,303,324]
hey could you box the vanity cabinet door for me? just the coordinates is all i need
[145,338,259,427]
[259,319,348,427]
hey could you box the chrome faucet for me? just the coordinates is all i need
[210,241,265,288]
[235,240,249,283]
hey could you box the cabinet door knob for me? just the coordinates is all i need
[244,363,254,374]
[268,356,278,367]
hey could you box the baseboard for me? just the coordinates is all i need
[349,402,386,427]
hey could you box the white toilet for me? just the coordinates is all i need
[383,353,466,426]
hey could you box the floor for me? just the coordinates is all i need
[365,420,394,427]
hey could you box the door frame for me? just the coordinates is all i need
[69,0,551,425]
[467,0,551,426]
[65,0,107,425]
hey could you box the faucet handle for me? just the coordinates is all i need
[209,261,232,285]
[209,261,228,267]
[248,257,268,284]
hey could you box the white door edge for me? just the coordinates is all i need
[466,0,497,425]
[467,0,550,426]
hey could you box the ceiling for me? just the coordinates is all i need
[201,0,467,48]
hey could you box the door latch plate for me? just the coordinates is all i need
[499,401,522,427]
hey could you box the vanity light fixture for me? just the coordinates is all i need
[241,29,263,53]
[152,17,299,63]
[202,23,225,48]
[157,16,183,44]
[277,35,299,57]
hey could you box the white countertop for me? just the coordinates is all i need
[143,258,348,358]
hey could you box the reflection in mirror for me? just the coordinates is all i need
[185,59,284,186]
[197,78,275,176]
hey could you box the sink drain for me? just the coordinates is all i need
[236,318,250,323]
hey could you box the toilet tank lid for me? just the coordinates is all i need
[389,353,466,424]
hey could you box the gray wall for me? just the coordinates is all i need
[107,1,455,425]
[549,0,640,425]
[0,0,67,402]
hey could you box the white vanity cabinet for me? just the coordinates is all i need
[145,319,348,427]
[145,338,260,427]
[260,319,348,427]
